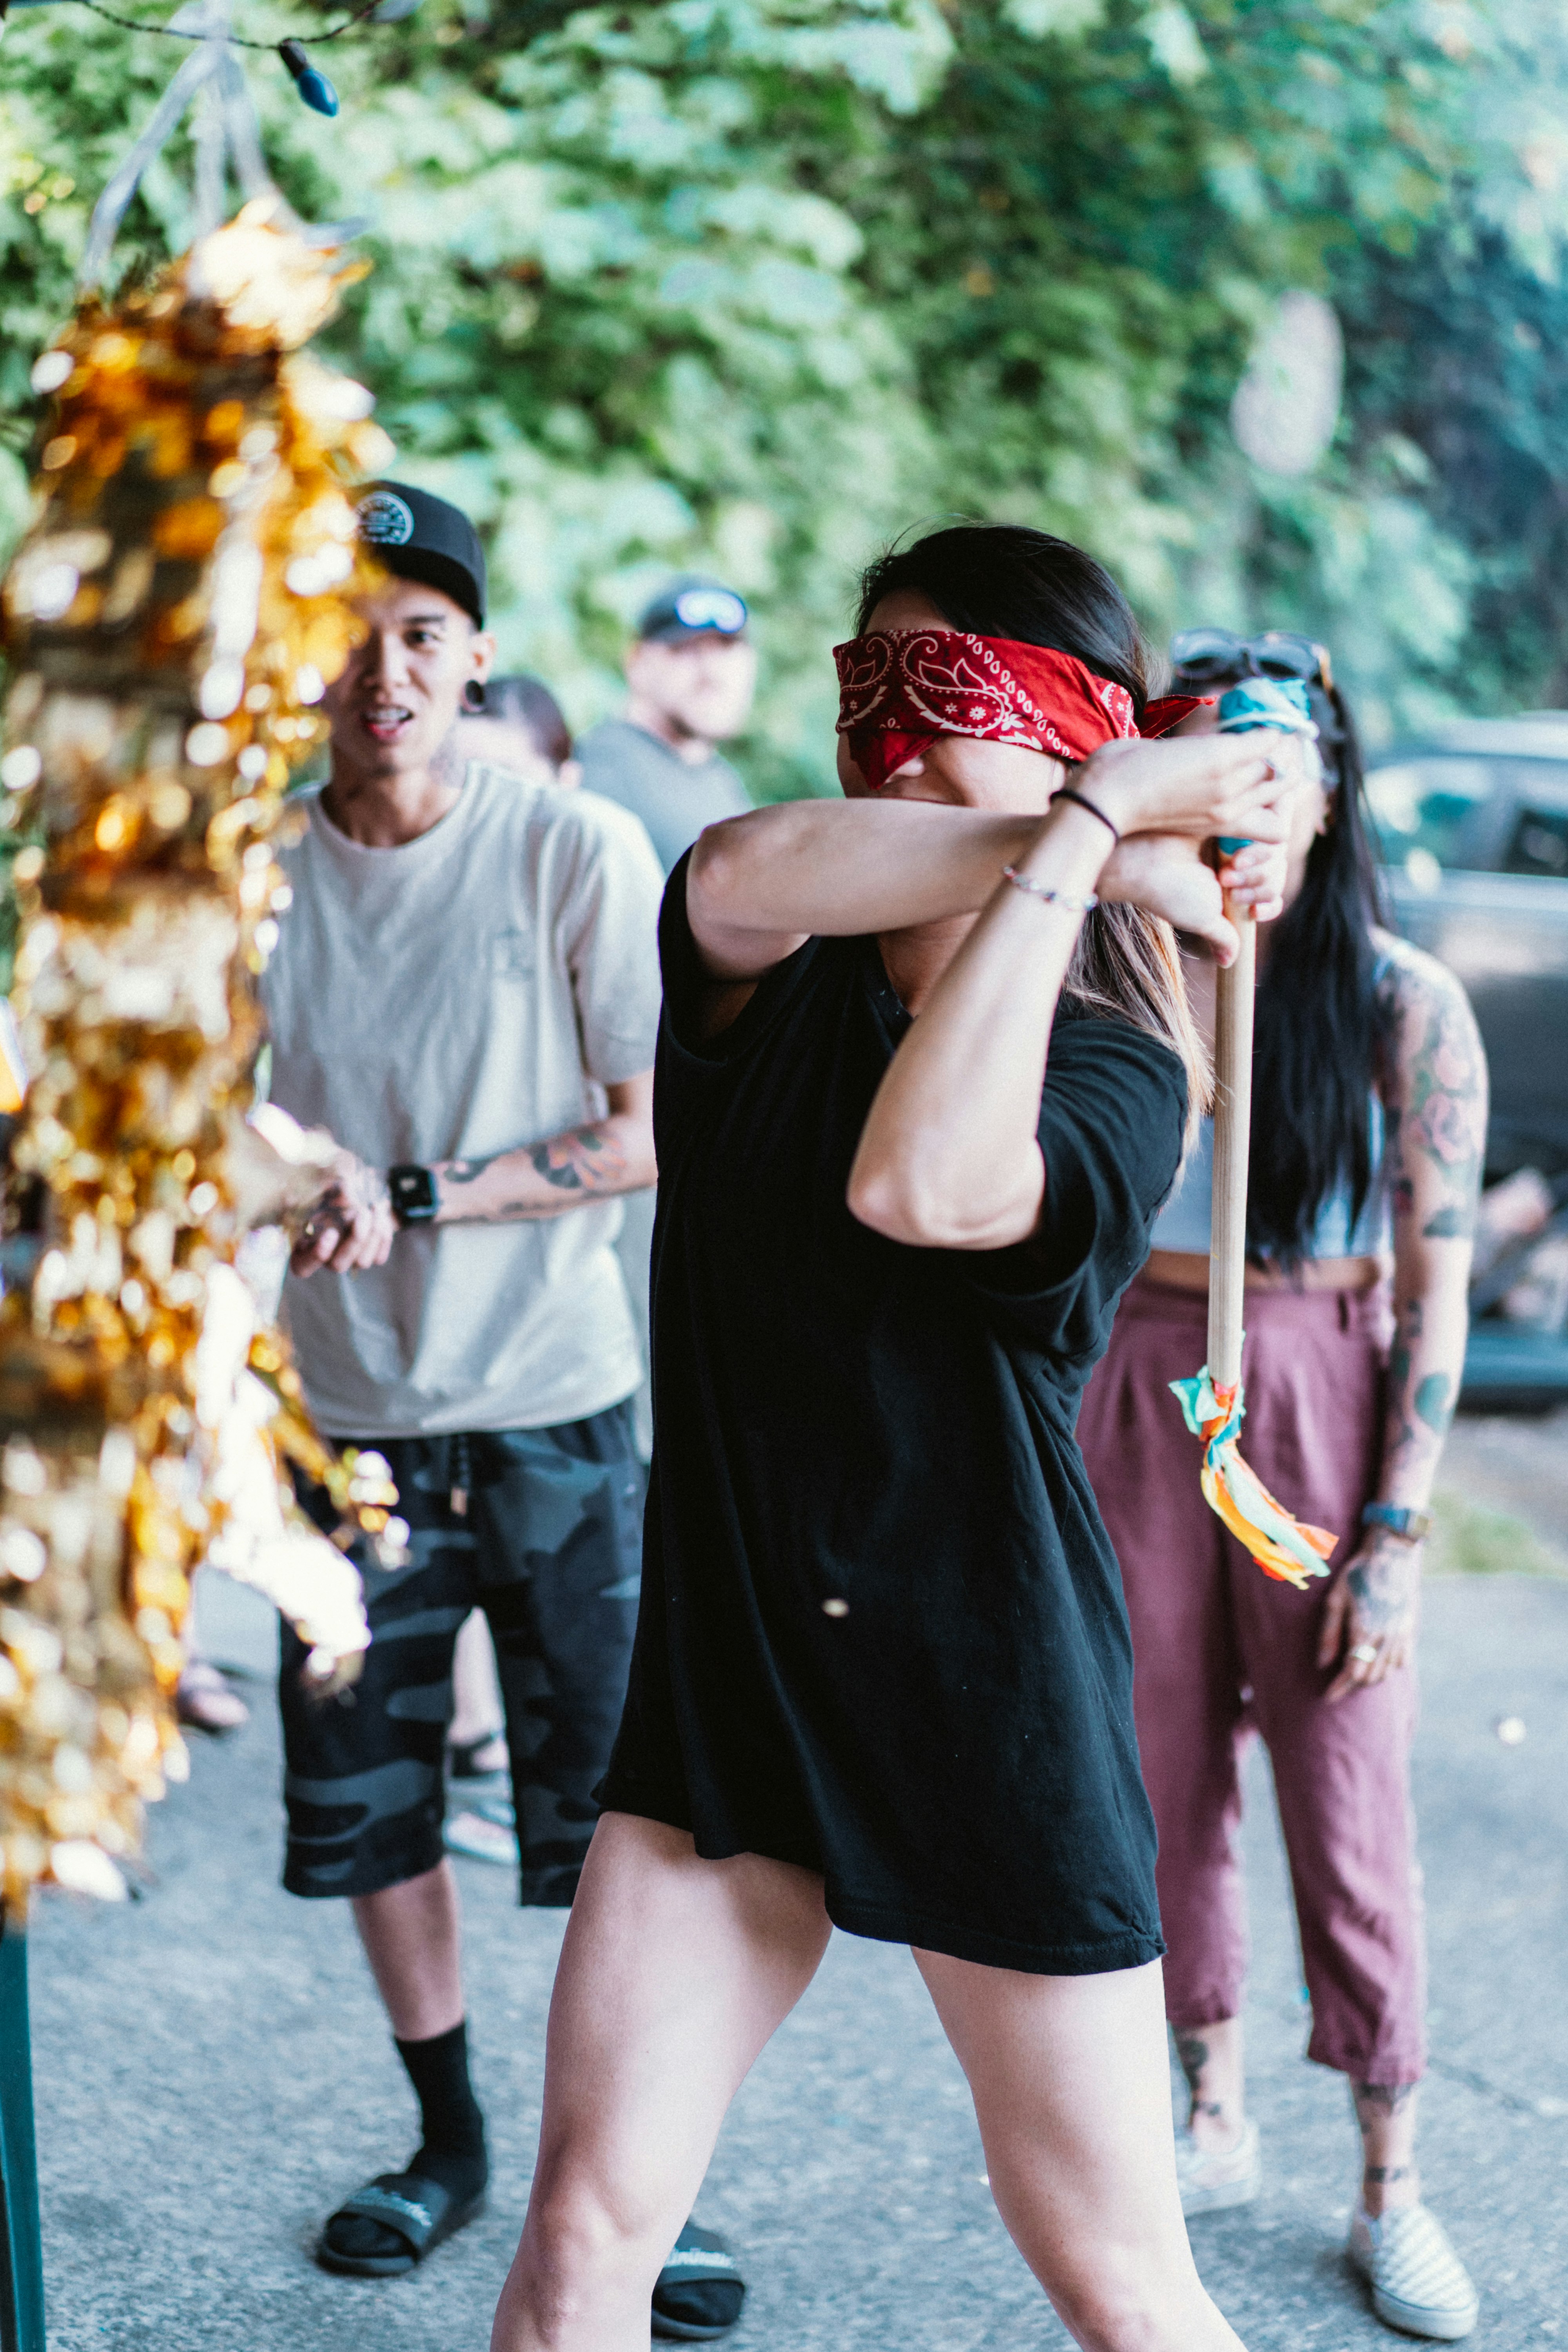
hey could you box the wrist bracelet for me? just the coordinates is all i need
[1052,786,1121,844]
[1000,864,1098,915]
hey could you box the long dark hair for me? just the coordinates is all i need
[1247,682,1389,1265]
[856,525,1152,704]
[856,525,1207,1138]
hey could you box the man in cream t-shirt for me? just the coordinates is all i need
[254,484,720,2303]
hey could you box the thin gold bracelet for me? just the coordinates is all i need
[1000,864,1098,914]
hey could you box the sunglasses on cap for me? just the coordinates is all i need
[671,586,748,635]
[1169,627,1334,694]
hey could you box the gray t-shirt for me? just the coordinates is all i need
[260,762,664,1438]
[577,718,751,875]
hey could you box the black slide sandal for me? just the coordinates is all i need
[652,2220,747,2341]
[316,2170,486,2278]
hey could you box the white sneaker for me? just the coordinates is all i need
[1174,2116,1261,2215]
[1348,2204,1479,2340]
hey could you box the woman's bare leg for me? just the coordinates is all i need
[491,1811,832,2352]
[917,1951,1246,2352]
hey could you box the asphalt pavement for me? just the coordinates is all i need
[22,1519,1568,2351]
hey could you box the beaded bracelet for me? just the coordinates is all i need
[1000,865,1098,914]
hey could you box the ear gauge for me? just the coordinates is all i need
[463,679,487,713]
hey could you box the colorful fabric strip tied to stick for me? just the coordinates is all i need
[1169,676,1338,1592]
[1169,1365,1338,1589]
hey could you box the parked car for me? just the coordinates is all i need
[1367,714,1568,1402]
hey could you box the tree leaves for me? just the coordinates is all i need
[2,0,1568,789]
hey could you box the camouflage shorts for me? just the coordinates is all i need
[278,1405,643,1906]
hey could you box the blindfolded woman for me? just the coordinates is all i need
[1076,634,1485,2343]
[492,525,1297,2352]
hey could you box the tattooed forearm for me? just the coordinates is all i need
[430,1121,638,1226]
[1379,1291,1439,1497]
[1414,1371,1453,1435]
[528,1124,626,1194]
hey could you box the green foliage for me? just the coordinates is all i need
[1428,1487,1567,1580]
[840,0,1568,741]
[2,0,1568,791]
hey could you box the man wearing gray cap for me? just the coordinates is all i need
[577,576,756,874]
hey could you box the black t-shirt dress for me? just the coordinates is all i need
[599,858,1186,1975]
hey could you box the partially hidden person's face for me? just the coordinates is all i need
[452,714,561,786]
[325,576,494,782]
[626,632,758,745]
[835,589,1064,813]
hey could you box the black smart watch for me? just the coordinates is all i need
[388,1164,439,1227]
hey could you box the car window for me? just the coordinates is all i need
[1504,806,1568,877]
[1365,758,1494,873]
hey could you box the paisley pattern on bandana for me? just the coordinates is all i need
[833,628,1203,791]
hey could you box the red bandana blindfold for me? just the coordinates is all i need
[833,629,1205,791]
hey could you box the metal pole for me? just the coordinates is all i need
[0,1908,45,2352]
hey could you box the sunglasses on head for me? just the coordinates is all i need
[673,587,748,635]
[1168,627,1334,694]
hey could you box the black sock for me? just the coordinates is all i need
[394,2019,488,2202]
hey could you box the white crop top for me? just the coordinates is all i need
[1149,1098,1392,1259]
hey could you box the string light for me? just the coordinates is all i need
[278,33,338,112]
[4,0,394,112]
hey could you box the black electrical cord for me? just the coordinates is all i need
[64,0,382,45]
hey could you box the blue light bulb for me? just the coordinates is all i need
[278,38,340,117]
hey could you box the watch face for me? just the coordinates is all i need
[389,1165,437,1223]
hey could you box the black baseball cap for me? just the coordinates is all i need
[354,481,487,626]
[637,574,748,644]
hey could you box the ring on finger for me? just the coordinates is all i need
[1349,1642,1378,1664]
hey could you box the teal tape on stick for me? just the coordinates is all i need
[1216,677,1314,735]
[1215,677,1318,854]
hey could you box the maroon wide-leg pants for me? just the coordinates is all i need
[1077,1274,1426,2085]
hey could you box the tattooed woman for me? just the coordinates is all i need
[489,526,1297,2352]
[1076,632,1486,2345]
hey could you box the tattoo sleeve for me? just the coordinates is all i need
[1377,951,1488,1248]
[1371,948,1487,1512]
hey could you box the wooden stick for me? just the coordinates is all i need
[1208,897,1256,1393]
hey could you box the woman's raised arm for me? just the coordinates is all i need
[846,732,1290,1252]
[687,801,1042,980]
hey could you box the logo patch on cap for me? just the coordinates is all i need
[357,490,416,547]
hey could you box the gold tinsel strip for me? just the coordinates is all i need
[0,198,403,1910]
